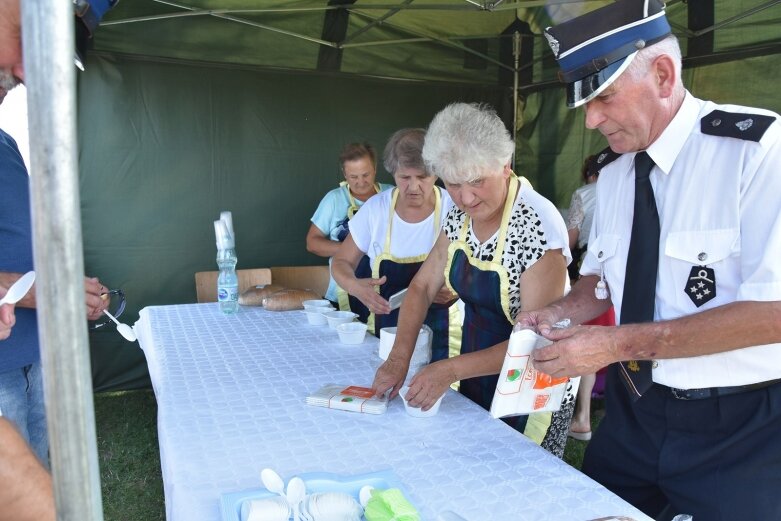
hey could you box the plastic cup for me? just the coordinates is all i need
[400,385,443,418]
[336,322,367,344]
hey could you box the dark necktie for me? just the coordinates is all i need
[618,151,657,399]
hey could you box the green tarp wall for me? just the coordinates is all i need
[79,1,781,391]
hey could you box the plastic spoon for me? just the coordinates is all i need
[286,476,306,521]
[0,271,35,306]
[261,468,287,500]
[359,485,374,508]
[103,309,137,342]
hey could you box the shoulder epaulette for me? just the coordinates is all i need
[701,110,776,142]
[586,146,621,175]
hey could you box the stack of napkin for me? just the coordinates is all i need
[306,384,388,415]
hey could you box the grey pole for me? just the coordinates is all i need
[512,31,520,172]
[21,1,104,520]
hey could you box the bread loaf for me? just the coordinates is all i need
[262,289,322,311]
[238,284,286,306]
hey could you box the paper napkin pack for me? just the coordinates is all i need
[490,328,578,418]
[307,384,388,415]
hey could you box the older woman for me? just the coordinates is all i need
[372,103,575,457]
[332,128,457,361]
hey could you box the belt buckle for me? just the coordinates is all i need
[670,387,692,400]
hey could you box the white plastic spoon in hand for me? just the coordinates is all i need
[261,468,286,499]
[102,309,137,342]
[286,476,306,521]
[0,271,35,306]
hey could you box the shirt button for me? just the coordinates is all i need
[598,251,604,259]
[698,252,707,262]
[652,361,659,369]
[711,118,721,127]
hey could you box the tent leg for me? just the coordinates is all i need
[22,1,104,520]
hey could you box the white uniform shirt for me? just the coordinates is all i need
[581,92,781,388]
[348,187,453,265]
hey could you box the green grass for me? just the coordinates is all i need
[94,390,164,521]
[94,391,603,520]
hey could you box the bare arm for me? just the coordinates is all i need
[305,223,342,258]
[407,249,568,409]
[371,232,449,398]
[568,228,579,251]
[533,299,781,378]
[0,418,55,521]
[331,234,390,315]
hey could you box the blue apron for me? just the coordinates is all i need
[446,176,549,436]
[336,181,380,320]
[370,187,455,362]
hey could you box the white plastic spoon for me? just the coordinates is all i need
[261,468,287,500]
[359,485,374,508]
[286,476,306,521]
[0,271,35,306]
[103,309,137,342]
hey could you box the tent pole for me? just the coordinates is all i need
[21,2,104,520]
[512,31,520,172]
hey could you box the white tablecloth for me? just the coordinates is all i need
[135,303,651,521]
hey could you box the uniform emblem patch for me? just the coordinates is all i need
[685,266,716,307]
[544,32,560,57]
[735,118,753,131]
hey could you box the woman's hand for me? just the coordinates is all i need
[432,284,458,306]
[372,354,409,400]
[353,275,392,315]
[404,360,457,410]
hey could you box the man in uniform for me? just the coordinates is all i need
[517,0,781,518]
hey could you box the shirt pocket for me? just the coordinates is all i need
[664,228,739,265]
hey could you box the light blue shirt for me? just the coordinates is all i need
[311,183,393,301]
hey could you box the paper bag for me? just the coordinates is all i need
[489,328,576,418]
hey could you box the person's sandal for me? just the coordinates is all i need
[567,428,592,441]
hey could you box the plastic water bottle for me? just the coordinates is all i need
[214,217,239,314]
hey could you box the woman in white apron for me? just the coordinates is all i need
[372,104,576,457]
[332,129,458,359]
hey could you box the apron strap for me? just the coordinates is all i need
[458,175,520,262]
[382,186,443,254]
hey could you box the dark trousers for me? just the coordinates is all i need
[583,364,781,521]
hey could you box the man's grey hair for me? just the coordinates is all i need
[422,102,514,184]
[383,128,429,176]
[625,34,683,82]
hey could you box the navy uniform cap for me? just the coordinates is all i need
[544,0,671,108]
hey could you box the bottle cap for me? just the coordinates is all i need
[214,219,234,249]
[220,211,235,240]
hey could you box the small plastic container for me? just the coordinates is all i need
[324,310,357,330]
[304,309,329,326]
[400,386,443,418]
[303,299,333,311]
[336,322,367,344]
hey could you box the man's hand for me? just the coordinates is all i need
[84,277,111,321]
[532,325,619,378]
[0,303,14,340]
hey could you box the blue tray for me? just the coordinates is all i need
[220,469,413,521]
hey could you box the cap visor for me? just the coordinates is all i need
[566,52,636,109]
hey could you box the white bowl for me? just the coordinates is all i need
[303,300,333,311]
[336,322,367,344]
[303,309,329,326]
[400,385,443,418]
[323,310,357,330]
